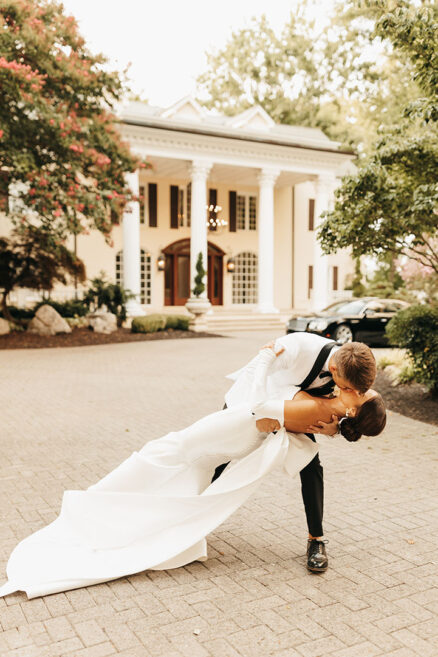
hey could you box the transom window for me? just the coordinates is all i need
[116,249,151,304]
[232,252,258,304]
[236,193,257,230]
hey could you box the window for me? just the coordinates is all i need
[139,185,145,224]
[186,182,191,227]
[333,266,338,291]
[308,198,315,231]
[308,265,313,299]
[236,193,257,230]
[115,249,151,304]
[232,252,258,304]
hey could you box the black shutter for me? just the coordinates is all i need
[208,188,217,231]
[308,198,315,231]
[229,190,237,232]
[148,183,157,227]
[170,185,179,229]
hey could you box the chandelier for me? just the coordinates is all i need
[206,204,228,231]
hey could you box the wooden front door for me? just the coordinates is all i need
[164,239,224,306]
[208,253,223,305]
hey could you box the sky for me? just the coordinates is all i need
[60,0,334,108]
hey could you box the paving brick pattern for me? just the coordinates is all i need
[0,331,437,657]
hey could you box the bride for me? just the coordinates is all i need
[0,347,386,599]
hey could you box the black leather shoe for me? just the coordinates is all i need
[307,539,328,573]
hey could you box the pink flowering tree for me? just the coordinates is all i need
[0,0,147,317]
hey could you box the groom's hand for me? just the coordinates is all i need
[307,415,339,436]
[260,342,285,357]
[256,418,281,433]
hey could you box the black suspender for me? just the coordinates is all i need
[299,341,337,390]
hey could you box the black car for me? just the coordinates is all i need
[286,297,410,345]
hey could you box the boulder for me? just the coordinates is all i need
[88,311,117,334]
[0,317,10,335]
[28,304,71,336]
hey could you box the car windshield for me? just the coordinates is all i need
[323,300,367,316]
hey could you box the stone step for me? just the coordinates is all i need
[206,313,289,332]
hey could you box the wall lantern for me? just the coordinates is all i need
[226,257,235,273]
[157,252,166,271]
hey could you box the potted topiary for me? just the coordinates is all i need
[185,252,211,330]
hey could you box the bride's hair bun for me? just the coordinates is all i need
[339,417,361,442]
[340,393,387,443]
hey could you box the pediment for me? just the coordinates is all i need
[229,106,275,131]
[161,96,206,121]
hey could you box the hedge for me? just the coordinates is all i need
[131,314,190,334]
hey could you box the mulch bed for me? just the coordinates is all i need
[0,327,221,350]
[374,370,438,426]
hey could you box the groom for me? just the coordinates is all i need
[213,332,377,573]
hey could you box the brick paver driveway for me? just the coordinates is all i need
[1,332,437,657]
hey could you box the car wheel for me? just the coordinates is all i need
[334,324,354,344]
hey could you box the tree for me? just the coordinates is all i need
[192,252,206,298]
[319,4,438,272]
[196,1,421,149]
[0,0,144,242]
[0,226,85,321]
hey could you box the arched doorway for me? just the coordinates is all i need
[163,239,224,306]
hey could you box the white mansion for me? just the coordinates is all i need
[4,96,356,326]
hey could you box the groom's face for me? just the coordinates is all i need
[329,365,359,395]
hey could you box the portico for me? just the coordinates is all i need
[118,97,354,319]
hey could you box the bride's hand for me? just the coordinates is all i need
[307,415,339,436]
[256,418,281,433]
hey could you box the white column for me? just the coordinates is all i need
[257,168,280,313]
[313,173,337,312]
[123,170,145,316]
[189,160,212,299]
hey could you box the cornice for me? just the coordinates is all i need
[121,118,355,157]
[120,124,354,175]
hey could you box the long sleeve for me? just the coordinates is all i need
[248,348,285,427]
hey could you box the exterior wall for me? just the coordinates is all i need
[0,174,354,311]
[293,181,354,312]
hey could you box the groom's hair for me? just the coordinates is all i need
[333,342,376,393]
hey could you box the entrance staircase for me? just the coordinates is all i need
[205,309,291,332]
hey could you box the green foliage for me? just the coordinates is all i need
[192,252,206,298]
[386,304,438,394]
[0,226,85,322]
[0,0,142,241]
[398,362,416,385]
[196,3,422,149]
[164,315,190,331]
[131,314,190,334]
[0,305,33,320]
[83,273,133,326]
[131,314,166,334]
[363,255,408,299]
[32,298,88,318]
[351,258,365,297]
[319,3,438,272]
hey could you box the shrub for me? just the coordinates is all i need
[164,315,190,331]
[33,298,89,318]
[83,273,134,326]
[0,305,34,320]
[131,314,166,334]
[386,304,438,394]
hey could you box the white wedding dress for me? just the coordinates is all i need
[0,351,318,599]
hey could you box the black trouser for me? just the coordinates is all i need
[300,433,324,538]
[211,406,324,537]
